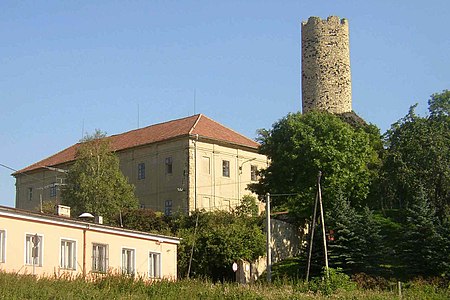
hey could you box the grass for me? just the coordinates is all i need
[0,271,448,299]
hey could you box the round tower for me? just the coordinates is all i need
[301,16,352,114]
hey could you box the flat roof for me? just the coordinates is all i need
[0,205,180,245]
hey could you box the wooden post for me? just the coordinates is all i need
[306,192,318,282]
[317,171,329,279]
[266,193,272,283]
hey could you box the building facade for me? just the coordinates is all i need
[0,205,179,279]
[14,114,267,214]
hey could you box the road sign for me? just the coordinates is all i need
[32,234,40,246]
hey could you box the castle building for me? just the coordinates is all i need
[14,114,267,214]
[301,16,352,114]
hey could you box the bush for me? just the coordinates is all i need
[308,268,356,295]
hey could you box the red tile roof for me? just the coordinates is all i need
[15,114,259,174]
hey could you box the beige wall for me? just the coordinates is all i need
[15,164,71,211]
[118,138,190,214]
[189,139,267,212]
[0,209,178,280]
[15,137,268,215]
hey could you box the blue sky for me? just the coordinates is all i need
[1,1,449,207]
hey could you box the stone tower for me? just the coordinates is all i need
[301,16,352,114]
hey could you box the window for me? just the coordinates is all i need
[165,157,173,174]
[138,163,145,180]
[28,188,33,201]
[222,160,230,177]
[50,183,57,198]
[121,248,135,275]
[148,252,161,278]
[202,156,211,174]
[25,234,43,266]
[0,230,5,263]
[92,243,108,273]
[202,197,211,210]
[60,239,76,270]
[251,165,258,181]
[165,200,172,216]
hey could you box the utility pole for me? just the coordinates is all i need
[305,171,329,281]
[266,193,271,283]
[317,171,329,279]
[187,212,199,278]
[305,192,318,282]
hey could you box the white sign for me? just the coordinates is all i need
[232,262,238,272]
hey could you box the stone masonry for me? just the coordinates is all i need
[301,16,352,114]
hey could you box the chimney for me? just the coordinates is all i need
[95,215,103,224]
[56,205,71,217]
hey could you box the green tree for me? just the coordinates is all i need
[114,208,173,235]
[177,210,265,281]
[234,194,259,217]
[62,130,138,223]
[250,111,381,218]
[399,187,449,278]
[381,90,450,220]
[326,192,359,273]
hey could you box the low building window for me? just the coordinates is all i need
[25,234,43,266]
[165,200,172,216]
[121,248,135,275]
[60,239,76,270]
[28,188,33,201]
[0,230,5,263]
[251,165,258,181]
[165,157,173,174]
[149,252,161,278]
[138,163,145,180]
[92,243,108,273]
[50,183,57,198]
[222,160,230,177]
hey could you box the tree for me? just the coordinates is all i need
[319,191,383,275]
[399,187,449,278]
[234,194,259,217]
[114,208,173,235]
[177,210,265,281]
[381,90,450,220]
[62,130,138,223]
[250,111,381,218]
[326,192,359,273]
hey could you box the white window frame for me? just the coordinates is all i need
[251,165,258,181]
[60,238,77,270]
[0,230,6,263]
[121,247,136,275]
[148,251,161,279]
[202,156,211,174]
[138,162,145,180]
[92,243,109,273]
[222,160,230,177]
[25,233,43,266]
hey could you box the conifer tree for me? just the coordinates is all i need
[399,187,446,277]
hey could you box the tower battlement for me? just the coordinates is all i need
[301,16,352,114]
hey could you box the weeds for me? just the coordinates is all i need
[0,270,448,299]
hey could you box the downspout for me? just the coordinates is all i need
[83,227,87,277]
[194,134,199,211]
[237,150,240,201]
